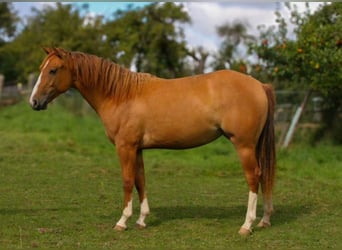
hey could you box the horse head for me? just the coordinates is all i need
[29,47,73,110]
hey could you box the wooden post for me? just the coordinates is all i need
[282,90,312,149]
[28,73,36,91]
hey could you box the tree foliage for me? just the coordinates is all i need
[250,3,342,103]
[0,3,18,45]
[0,3,107,82]
[104,3,190,78]
[0,2,191,82]
[212,21,255,73]
[248,2,342,142]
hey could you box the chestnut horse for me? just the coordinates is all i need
[29,47,276,235]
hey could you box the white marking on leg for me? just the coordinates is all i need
[136,198,150,227]
[116,199,133,229]
[241,191,258,232]
[29,59,50,105]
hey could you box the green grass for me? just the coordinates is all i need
[0,101,341,249]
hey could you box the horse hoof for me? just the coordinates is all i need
[136,223,147,230]
[113,224,127,231]
[238,227,252,236]
[257,221,271,228]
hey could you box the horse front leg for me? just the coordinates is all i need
[114,145,137,231]
[135,150,150,228]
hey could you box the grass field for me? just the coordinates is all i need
[0,101,341,249]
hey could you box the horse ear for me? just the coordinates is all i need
[42,47,53,54]
[53,47,67,59]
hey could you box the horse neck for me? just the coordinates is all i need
[68,53,152,112]
[72,69,152,114]
[73,80,106,113]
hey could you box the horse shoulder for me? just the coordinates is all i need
[97,100,144,146]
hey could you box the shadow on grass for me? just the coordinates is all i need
[151,203,313,227]
[0,207,78,215]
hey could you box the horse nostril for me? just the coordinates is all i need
[31,99,39,110]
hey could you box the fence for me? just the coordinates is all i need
[0,73,35,106]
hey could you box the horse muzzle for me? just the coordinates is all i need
[30,98,48,111]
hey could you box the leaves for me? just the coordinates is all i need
[0,3,190,81]
[249,2,342,104]
[104,3,190,78]
[0,3,18,43]
[212,21,255,71]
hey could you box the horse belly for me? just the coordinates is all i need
[142,117,221,149]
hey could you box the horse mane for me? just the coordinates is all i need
[56,48,152,102]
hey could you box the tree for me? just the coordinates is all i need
[0,3,18,45]
[250,3,342,143]
[0,3,108,82]
[252,3,341,95]
[104,3,191,78]
[297,3,342,102]
[0,2,191,82]
[212,21,255,73]
[187,46,209,74]
[0,3,18,79]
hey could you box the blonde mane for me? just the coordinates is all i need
[59,49,152,102]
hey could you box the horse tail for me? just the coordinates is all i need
[256,84,276,198]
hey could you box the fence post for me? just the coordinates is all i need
[0,74,4,101]
[282,90,312,149]
[28,73,36,91]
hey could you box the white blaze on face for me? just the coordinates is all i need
[29,59,50,106]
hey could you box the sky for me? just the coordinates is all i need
[12,2,326,54]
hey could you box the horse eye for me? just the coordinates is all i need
[49,68,57,75]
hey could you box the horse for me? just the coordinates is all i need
[29,47,276,235]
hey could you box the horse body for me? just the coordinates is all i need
[99,70,267,150]
[29,48,276,235]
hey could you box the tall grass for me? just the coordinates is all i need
[0,101,341,249]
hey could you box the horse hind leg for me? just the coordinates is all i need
[257,187,273,228]
[134,150,150,228]
[235,145,261,235]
